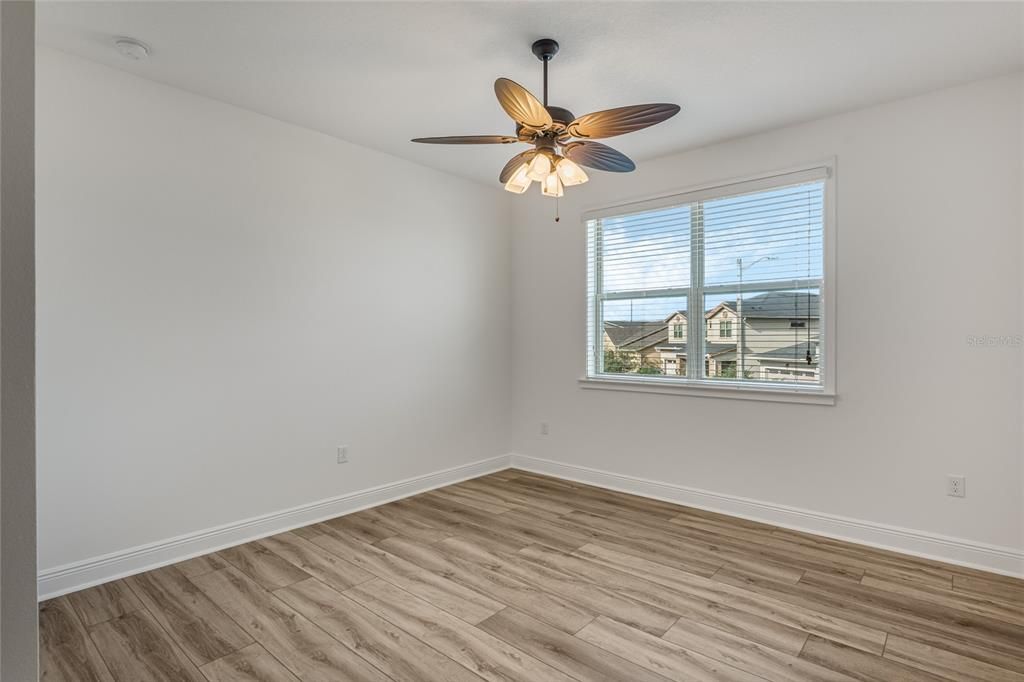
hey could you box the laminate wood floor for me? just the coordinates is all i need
[40,470,1024,681]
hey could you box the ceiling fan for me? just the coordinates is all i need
[412,38,680,198]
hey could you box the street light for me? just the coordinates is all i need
[736,256,777,378]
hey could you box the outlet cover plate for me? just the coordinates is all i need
[947,475,965,498]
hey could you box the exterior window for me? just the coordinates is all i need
[585,164,833,398]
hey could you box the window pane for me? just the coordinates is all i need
[599,295,687,377]
[704,183,824,288]
[599,205,690,293]
[704,288,821,384]
[702,181,824,386]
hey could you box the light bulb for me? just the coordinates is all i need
[541,172,564,197]
[503,163,532,194]
[525,153,552,181]
[556,157,589,186]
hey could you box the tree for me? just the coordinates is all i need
[603,349,665,375]
[636,364,663,375]
[602,349,635,373]
[720,363,752,379]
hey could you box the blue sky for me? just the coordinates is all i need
[599,182,824,321]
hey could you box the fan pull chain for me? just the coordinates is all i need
[555,196,560,222]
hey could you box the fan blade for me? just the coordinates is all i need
[498,150,537,183]
[562,141,635,172]
[494,78,553,129]
[411,135,518,144]
[566,103,680,139]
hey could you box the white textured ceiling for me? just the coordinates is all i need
[38,1,1024,187]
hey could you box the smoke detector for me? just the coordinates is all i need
[114,38,150,61]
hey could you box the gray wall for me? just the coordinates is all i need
[1,1,37,678]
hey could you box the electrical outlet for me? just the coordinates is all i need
[947,475,965,498]
[540,422,549,436]
[337,446,348,464]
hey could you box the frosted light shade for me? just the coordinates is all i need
[556,158,589,186]
[525,153,552,181]
[541,172,564,197]
[503,163,532,194]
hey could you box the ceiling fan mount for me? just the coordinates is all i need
[530,38,560,63]
[411,37,680,198]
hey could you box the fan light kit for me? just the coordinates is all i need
[412,38,680,203]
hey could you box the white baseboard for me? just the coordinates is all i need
[510,453,1024,579]
[40,450,1021,599]
[38,454,512,600]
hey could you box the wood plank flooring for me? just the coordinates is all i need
[39,470,1024,681]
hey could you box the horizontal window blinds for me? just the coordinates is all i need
[587,170,827,389]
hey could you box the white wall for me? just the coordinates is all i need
[36,48,513,573]
[511,74,1024,555]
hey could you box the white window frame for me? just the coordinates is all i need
[581,160,837,406]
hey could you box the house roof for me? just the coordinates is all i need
[663,310,687,322]
[714,291,820,319]
[707,343,738,356]
[603,310,685,352]
[752,340,820,361]
[603,322,667,351]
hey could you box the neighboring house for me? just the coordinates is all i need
[705,292,820,381]
[749,340,821,382]
[602,320,666,357]
[602,292,820,381]
[602,313,682,373]
[654,311,687,375]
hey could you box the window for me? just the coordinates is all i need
[584,164,834,402]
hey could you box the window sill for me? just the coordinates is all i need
[579,376,836,405]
